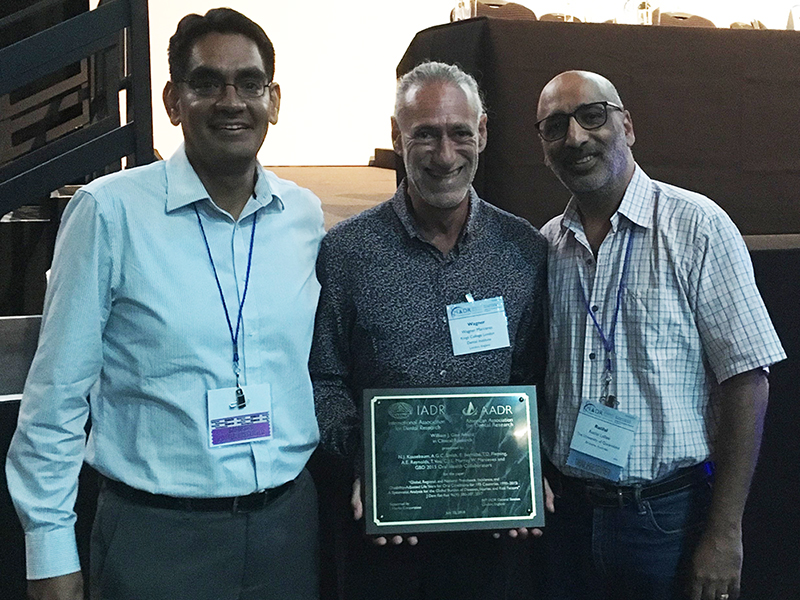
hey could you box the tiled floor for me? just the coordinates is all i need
[267,166,397,231]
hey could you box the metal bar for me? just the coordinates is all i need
[0,117,117,182]
[0,0,70,30]
[0,0,130,96]
[127,0,154,166]
[0,124,135,216]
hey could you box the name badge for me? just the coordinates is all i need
[207,383,273,447]
[566,400,638,481]
[447,296,511,356]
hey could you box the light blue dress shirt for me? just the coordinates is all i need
[5,145,324,580]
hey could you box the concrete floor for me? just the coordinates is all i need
[267,166,397,230]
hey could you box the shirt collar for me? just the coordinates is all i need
[615,163,654,230]
[165,143,284,216]
[390,179,481,246]
[560,163,654,236]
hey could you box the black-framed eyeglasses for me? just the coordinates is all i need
[182,76,272,99]
[535,101,623,142]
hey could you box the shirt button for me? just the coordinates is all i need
[442,317,447,323]
[589,352,596,360]
[440,369,447,376]
[591,305,599,312]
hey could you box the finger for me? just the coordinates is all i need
[730,582,741,600]
[492,532,501,539]
[372,536,387,546]
[516,527,530,539]
[390,535,403,545]
[699,581,718,600]
[531,527,543,538]
[686,576,702,600]
[704,585,722,600]
[543,477,556,513]
[351,479,363,520]
[407,536,418,546]
[713,582,738,600]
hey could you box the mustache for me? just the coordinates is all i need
[557,147,596,161]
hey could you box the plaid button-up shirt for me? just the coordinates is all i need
[541,165,786,483]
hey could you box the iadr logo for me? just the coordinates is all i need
[582,401,602,415]
[450,305,471,317]
[387,402,414,420]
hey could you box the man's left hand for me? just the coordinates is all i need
[492,476,555,540]
[687,524,742,600]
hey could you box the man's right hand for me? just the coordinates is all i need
[351,478,418,546]
[28,571,83,600]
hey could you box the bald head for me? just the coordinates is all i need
[537,71,623,121]
[535,70,635,206]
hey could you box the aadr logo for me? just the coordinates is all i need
[462,401,479,416]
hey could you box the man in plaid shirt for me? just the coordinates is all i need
[535,70,785,600]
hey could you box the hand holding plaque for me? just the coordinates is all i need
[362,386,545,536]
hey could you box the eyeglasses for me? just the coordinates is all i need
[182,76,272,99]
[535,101,623,142]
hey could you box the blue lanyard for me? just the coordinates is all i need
[578,227,636,408]
[194,205,257,407]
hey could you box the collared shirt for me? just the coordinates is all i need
[5,145,324,579]
[309,182,547,463]
[541,164,786,483]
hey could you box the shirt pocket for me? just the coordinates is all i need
[621,286,687,373]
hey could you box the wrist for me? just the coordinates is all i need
[703,515,742,539]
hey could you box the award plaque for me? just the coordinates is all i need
[363,386,544,535]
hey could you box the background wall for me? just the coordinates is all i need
[140,0,795,165]
[145,0,457,165]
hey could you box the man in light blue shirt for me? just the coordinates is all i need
[5,8,324,600]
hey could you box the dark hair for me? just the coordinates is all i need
[168,8,275,83]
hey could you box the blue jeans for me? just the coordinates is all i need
[543,479,712,600]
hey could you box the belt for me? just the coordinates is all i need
[556,462,713,508]
[102,476,294,513]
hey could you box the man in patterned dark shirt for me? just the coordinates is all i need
[309,61,549,600]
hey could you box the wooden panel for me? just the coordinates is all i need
[0,59,89,164]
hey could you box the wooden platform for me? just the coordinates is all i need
[267,166,396,230]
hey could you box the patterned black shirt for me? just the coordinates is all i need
[309,183,548,465]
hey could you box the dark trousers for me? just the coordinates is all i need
[89,469,319,600]
[333,508,532,600]
[543,478,712,600]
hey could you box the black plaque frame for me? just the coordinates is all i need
[363,385,544,535]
